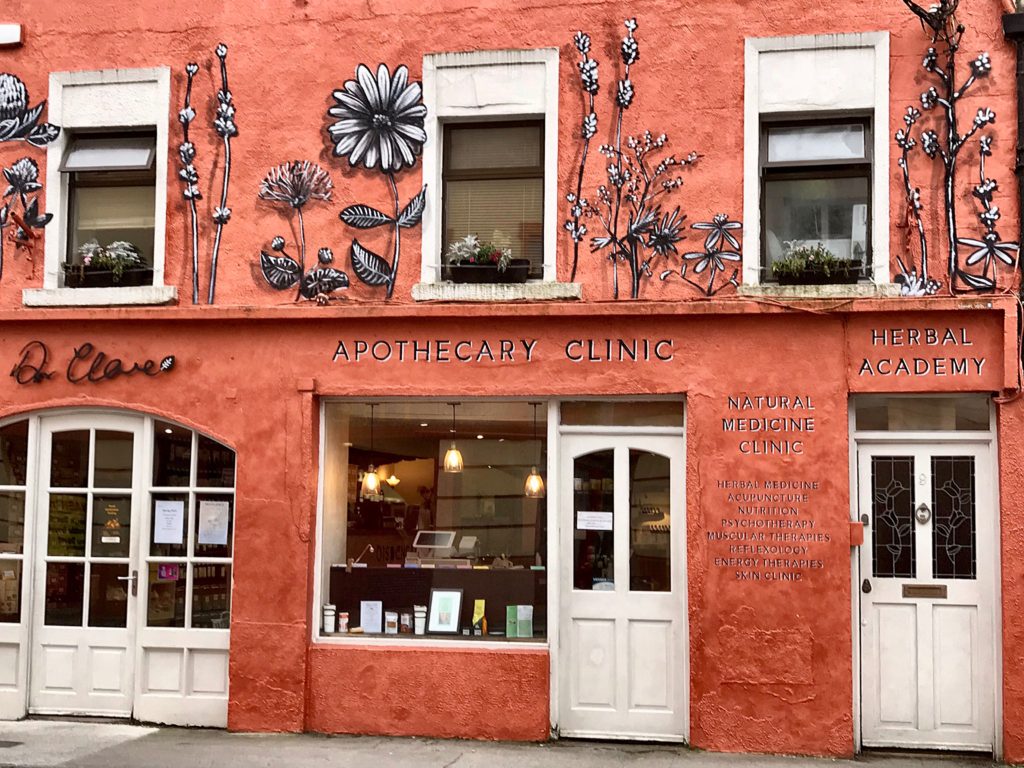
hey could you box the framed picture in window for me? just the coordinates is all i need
[428,588,463,634]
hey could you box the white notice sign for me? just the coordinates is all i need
[153,500,185,545]
[577,510,613,531]
[198,500,230,545]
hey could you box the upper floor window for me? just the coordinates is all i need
[442,121,544,281]
[761,119,871,283]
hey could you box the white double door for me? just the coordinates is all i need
[858,443,995,751]
[558,434,686,741]
[29,414,144,715]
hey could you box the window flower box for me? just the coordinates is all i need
[776,260,863,286]
[447,259,531,284]
[63,266,154,289]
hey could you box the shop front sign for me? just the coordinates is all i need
[9,340,175,385]
[332,336,675,364]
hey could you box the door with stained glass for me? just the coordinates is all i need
[858,444,994,751]
[558,434,686,740]
[29,415,144,715]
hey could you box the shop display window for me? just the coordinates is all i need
[320,401,547,641]
[0,420,28,622]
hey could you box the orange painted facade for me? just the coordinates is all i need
[1,0,1023,761]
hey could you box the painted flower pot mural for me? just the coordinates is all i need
[328,63,428,300]
[444,235,530,284]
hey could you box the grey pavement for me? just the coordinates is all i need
[0,720,1002,768]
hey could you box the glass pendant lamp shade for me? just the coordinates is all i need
[361,464,380,495]
[524,465,545,498]
[444,442,464,473]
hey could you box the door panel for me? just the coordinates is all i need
[559,434,686,741]
[858,444,993,751]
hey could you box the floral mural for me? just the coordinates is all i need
[0,73,59,147]
[328,63,428,300]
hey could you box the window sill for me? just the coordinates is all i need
[314,633,549,650]
[739,282,901,299]
[412,281,581,302]
[23,285,177,307]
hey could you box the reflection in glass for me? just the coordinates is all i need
[573,450,614,590]
[150,493,188,558]
[48,494,87,556]
[94,431,133,488]
[192,563,231,628]
[629,450,671,592]
[91,495,131,558]
[153,422,192,487]
[932,456,977,580]
[871,456,916,579]
[196,435,235,488]
[45,562,84,625]
[88,563,129,627]
[0,492,26,555]
[50,430,90,487]
[855,396,989,432]
[147,562,186,627]
[0,559,21,622]
[0,420,28,485]
[194,494,233,558]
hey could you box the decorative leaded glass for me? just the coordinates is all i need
[931,456,976,580]
[871,456,915,578]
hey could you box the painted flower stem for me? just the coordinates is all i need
[297,206,307,273]
[897,137,928,280]
[387,172,401,300]
[181,65,201,304]
[208,44,236,305]
[208,132,230,305]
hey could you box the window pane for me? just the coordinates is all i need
[0,492,25,555]
[147,562,186,627]
[45,562,84,626]
[50,430,90,488]
[48,494,87,557]
[88,563,129,627]
[561,401,683,427]
[153,421,192,487]
[448,124,542,170]
[871,456,916,579]
[70,185,156,271]
[767,124,866,163]
[196,435,235,487]
[92,495,131,558]
[194,494,233,558]
[94,430,133,488]
[574,450,615,591]
[0,560,21,623]
[765,175,869,270]
[932,456,977,580]
[630,450,671,592]
[192,563,231,629]
[855,396,989,431]
[150,493,188,558]
[61,137,155,172]
[445,177,543,274]
[0,421,28,486]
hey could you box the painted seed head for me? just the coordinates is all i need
[0,74,29,120]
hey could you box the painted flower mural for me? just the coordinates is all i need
[0,73,60,147]
[328,63,428,299]
[259,160,333,270]
[0,156,52,279]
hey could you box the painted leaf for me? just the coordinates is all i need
[160,356,176,372]
[350,240,392,287]
[957,270,995,291]
[340,204,393,229]
[299,267,350,299]
[397,186,427,228]
[27,123,60,148]
[259,251,301,290]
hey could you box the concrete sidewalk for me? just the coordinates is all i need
[0,720,1000,768]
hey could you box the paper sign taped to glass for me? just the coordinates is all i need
[198,500,230,545]
[577,510,613,531]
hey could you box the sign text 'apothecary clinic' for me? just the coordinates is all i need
[331,337,675,364]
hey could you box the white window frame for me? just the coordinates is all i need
[24,67,176,307]
[418,48,560,286]
[743,32,890,287]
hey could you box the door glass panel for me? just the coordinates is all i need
[192,563,231,628]
[50,430,90,487]
[92,495,131,558]
[45,562,84,625]
[932,456,977,579]
[855,395,989,431]
[0,420,28,485]
[629,450,671,592]
[194,494,233,558]
[88,563,129,627]
[94,430,133,488]
[0,560,21,622]
[0,491,25,555]
[48,494,87,556]
[153,422,192,487]
[573,450,615,590]
[150,493,188,557]
[871,456,916,578]
[197,435,235,487]
[147,562,186,627]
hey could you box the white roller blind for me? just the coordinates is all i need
[445,178,543,270]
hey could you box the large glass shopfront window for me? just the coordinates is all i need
[320,401,547,641]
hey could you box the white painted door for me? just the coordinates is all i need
[558,434,686,740]
[29,415,144,715]
[858,444,994,751]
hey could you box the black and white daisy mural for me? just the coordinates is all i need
[566,21,740,299]
[895,0,1017,295]
[327,63,428,300]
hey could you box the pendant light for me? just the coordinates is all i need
[361,403,381,496]
[443,402,464,473]
[524,402,546,498]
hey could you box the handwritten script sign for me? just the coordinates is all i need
[10,341,175,385]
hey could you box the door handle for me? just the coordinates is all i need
[117,569,139,597]
[861,578,872,594]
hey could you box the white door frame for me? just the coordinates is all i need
[553,420,687,741]
[849,411,1001,757]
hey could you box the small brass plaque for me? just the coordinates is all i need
[903,584,948,599]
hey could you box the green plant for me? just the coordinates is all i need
[771,242,845,279]
[445,234,513,271]
[73,239,143,279]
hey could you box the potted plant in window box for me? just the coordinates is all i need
[444,235,530,284]
[771,242,862,286]
[63,239,153,288]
